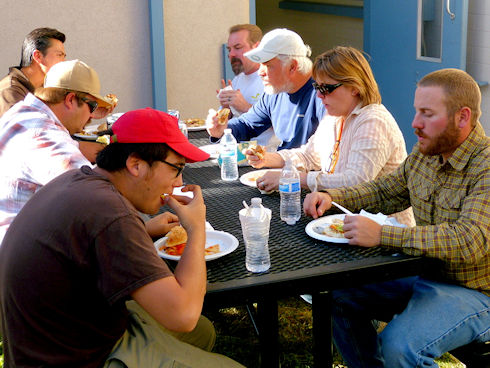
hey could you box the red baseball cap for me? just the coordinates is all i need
[110,108,210,163]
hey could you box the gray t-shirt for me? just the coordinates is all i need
[0,165,172,367]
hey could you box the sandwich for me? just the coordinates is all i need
[217,108,230,125]
[248,144,266,159]
[158,225,220,256]
[159,226,188,256]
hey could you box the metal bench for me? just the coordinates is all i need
[450,340,490,368]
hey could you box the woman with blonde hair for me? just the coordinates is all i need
[246,46,414,226]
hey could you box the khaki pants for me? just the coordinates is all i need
[104,301,244,368]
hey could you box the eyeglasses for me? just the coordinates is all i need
[80,97,98,113]
[312,82,343,96]
[160,160,185,178]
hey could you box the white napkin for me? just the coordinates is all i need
[359,210,406,228]
[217,85,239,116]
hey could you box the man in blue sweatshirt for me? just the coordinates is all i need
[207,28,326,150]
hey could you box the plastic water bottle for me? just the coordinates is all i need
[220,129,239,181]
[240,198,271,273]
[279,160,301,225]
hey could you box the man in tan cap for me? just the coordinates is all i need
[0,59,119,245]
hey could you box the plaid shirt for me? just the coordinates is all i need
[327,122,490,296]
[0,93,91,244]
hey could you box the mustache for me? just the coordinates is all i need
[230,57,242,65]
[414,128,427,138]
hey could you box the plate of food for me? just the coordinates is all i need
[73,130,98,140]
[239,169,281,188]
[184,118,206,131]
[305,214,349,243]
[154,226,238,261]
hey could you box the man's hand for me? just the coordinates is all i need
[303,192,333,219]
[343,215,381,247]
[163,184,206,235]
[145,212,179,238]
[91,93,118,119]
[206,109,227,139]
[219,89,252,114]
[78,141,105,164]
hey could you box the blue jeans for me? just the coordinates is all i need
[332,277,490,368]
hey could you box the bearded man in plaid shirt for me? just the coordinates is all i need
[304,68,489,368]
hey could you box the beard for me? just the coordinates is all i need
[230,57,244,75]
[415,116,460,156]
[264,79,295,95]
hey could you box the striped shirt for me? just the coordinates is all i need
[0,93,91,244]
[279,103,414,226]
[326,122,490,296]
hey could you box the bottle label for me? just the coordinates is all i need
[221,151,235,157]
[279,181,300,193]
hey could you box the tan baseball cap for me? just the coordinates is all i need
[43,59,113,108]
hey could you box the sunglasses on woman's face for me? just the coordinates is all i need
[312,82,343,96]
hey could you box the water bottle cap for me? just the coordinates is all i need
[251,197,262,206]
[224,128,232,134]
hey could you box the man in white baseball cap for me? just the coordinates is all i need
[207,28,325,151]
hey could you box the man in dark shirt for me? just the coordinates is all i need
[0,108,243,367]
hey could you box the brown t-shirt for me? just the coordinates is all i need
[0,67,34,118]
[0,166,172,367]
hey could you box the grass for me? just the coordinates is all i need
[206,296,466,368]
[0,297,465,368]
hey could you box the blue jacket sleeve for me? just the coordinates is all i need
[228,94,272,142]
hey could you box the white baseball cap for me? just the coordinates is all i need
[244,28,311,63]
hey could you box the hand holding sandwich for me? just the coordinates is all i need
[206,107,231,139]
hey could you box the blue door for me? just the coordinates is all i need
[364,0,468,150]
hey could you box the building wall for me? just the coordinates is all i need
[162,0,250,119]
[256,0,363,59]
[467,0,490,134]
[0,0,152,122]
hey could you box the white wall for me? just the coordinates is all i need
[0,0,153,122]
[467,0,490,134]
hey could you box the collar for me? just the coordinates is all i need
[445,121,488,171]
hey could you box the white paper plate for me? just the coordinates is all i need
[305,214,348,243]
[187,125,207,132]
[73,132,98,140]
[154,230,238,261]
[239,169,281,188]
[199,144,220,159]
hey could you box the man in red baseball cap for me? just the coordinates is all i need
[0,109,244,367]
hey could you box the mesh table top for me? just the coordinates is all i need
[176,149,425,304]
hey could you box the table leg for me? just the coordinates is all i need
[312,291,333,368]
[256,298,279,368]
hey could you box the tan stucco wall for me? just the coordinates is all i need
[0,0,153,122]
[163,0,250,120]
[256,0,363,59]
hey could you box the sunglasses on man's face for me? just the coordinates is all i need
[312,82,343,96]
[80,97,98,113]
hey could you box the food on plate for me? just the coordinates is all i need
[204,244,220,255]
[158,226,221,257]
[217,108,231,125]
[95,135,110,145]
[248,144,266,159]
[97,122,108,132]
[166,226,188,247]
[185,118,205,127]
[76,130,97,136]
[322,218,345,238]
